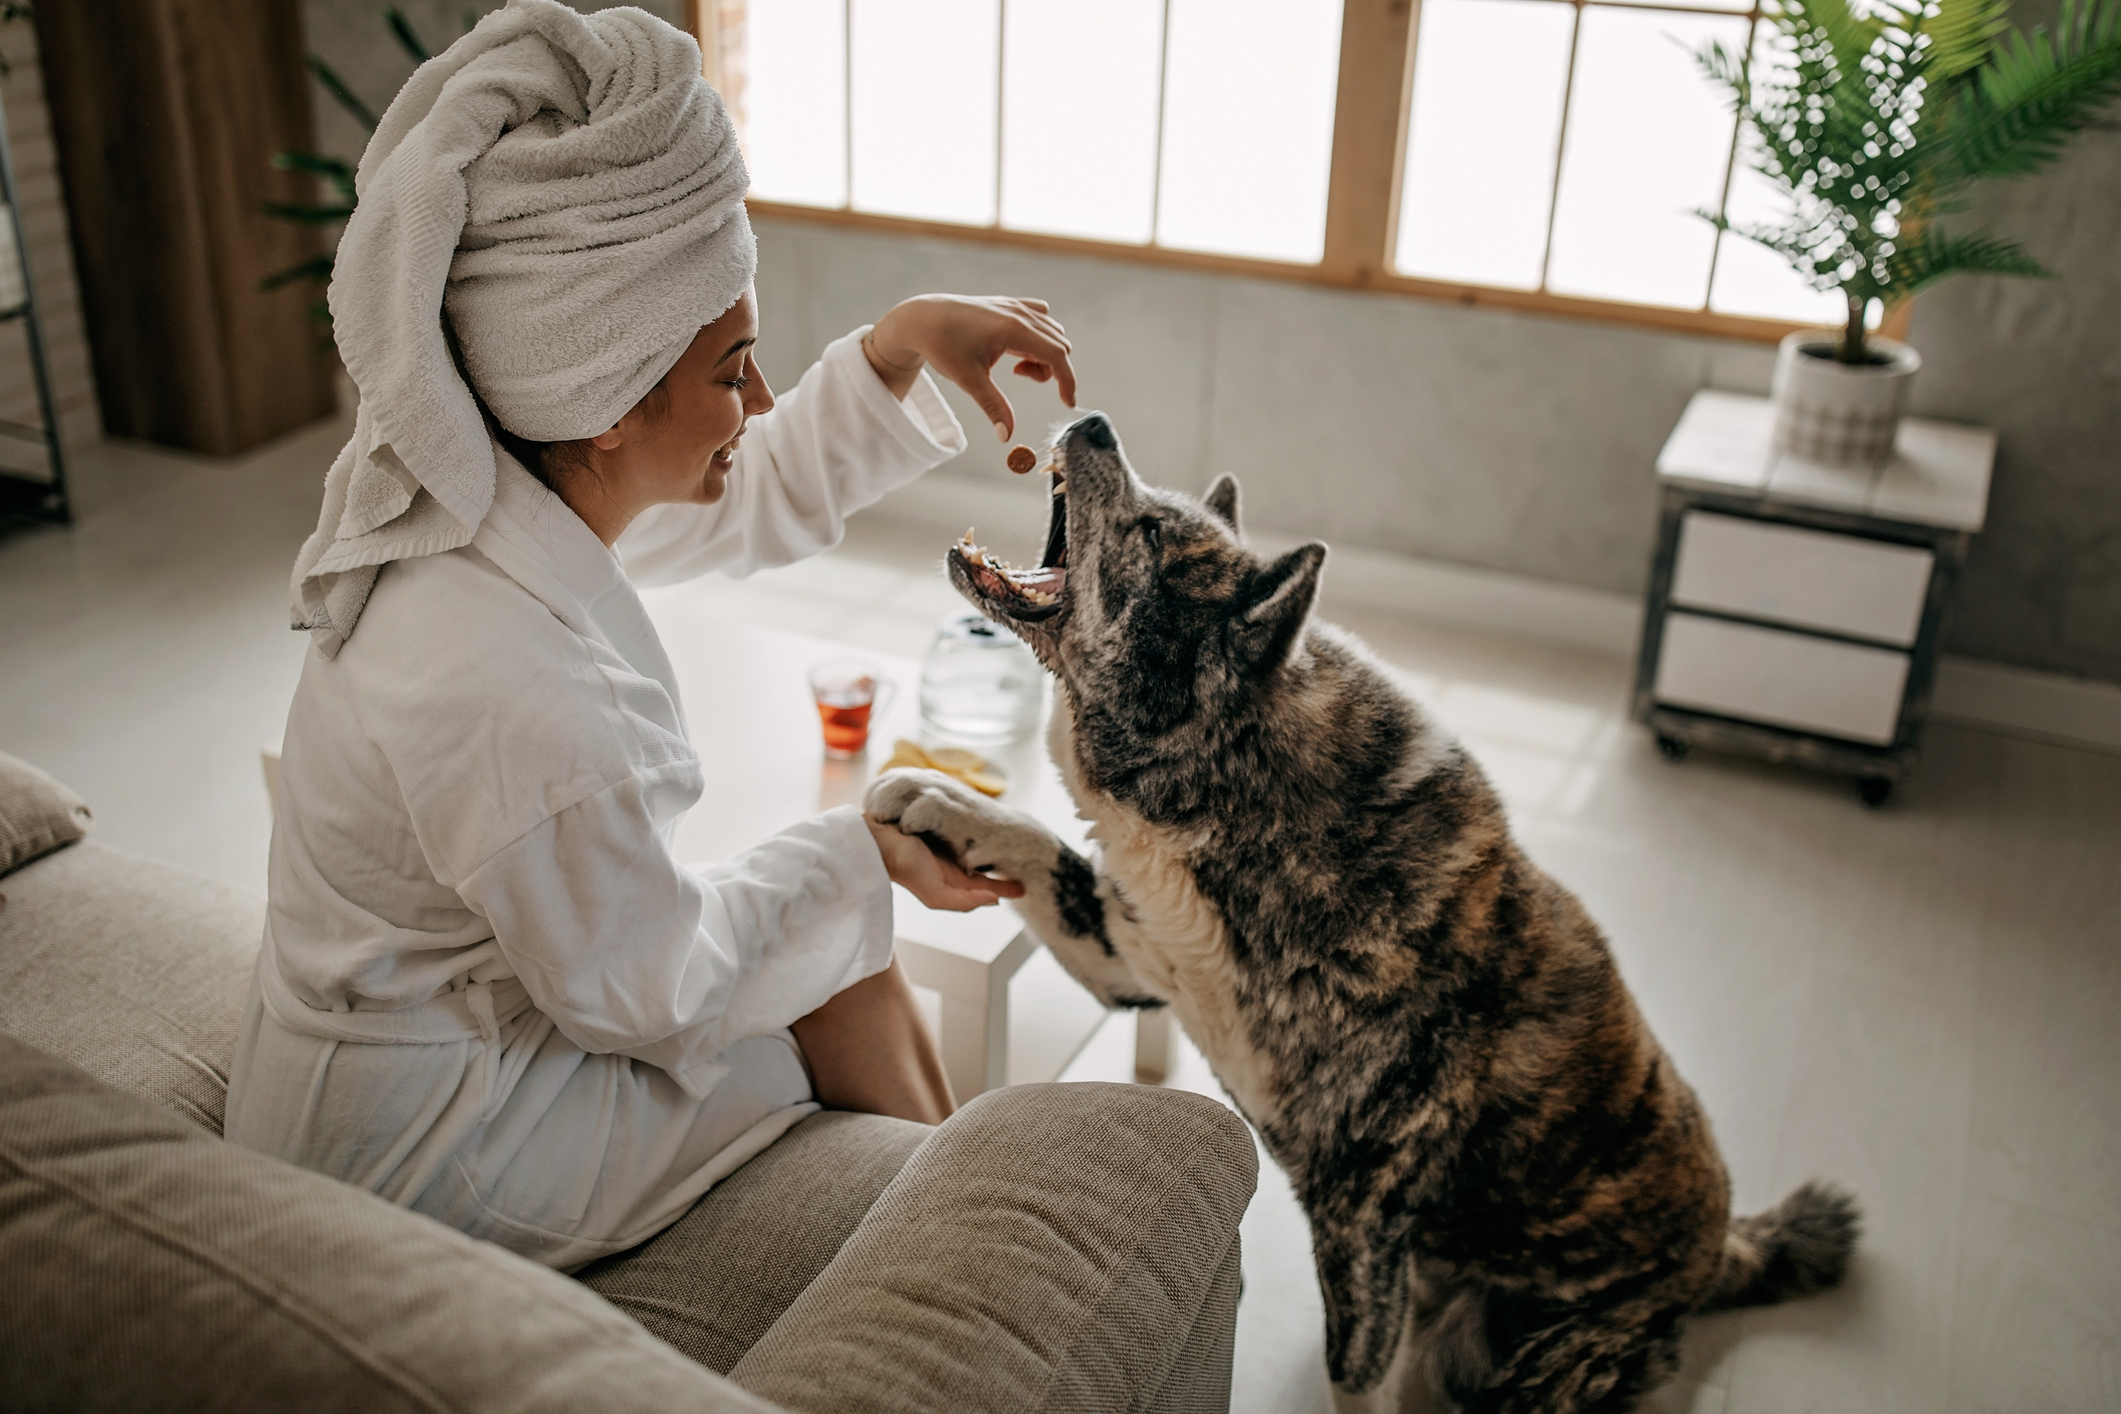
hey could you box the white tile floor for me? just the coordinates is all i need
[4,420,2118,1412]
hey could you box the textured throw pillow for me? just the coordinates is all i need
[0,753,90,879]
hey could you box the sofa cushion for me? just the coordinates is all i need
[0,1034,783,1414]
[0,841,263,1134]
[0,752,91,878]
[579,1108,930,1373]
[731,1081,1258,1414]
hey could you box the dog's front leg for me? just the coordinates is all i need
[1311,1209,1417,1406]
[864,769,1157,1008]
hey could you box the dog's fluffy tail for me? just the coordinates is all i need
[1699,1181,1860,1312]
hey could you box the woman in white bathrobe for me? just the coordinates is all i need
[224,1,1066,1272]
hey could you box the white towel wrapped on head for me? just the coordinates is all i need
[292,0,755,658]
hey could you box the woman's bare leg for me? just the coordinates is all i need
[789,955,956,1124]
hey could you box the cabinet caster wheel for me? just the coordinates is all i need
[1656,734,1690,763]
[1857,776,1894,808]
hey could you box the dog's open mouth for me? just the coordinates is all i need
[949,455,1068,622]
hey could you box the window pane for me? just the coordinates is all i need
[1156,0,1342,262]
[743,0,849,207]
[1395,0,1575,290]
[1709,165,1849,323]
[1000,0,1164,243]
[850,0,1000,224]
[1707,29,1845,324]
[1545,6,1747,308]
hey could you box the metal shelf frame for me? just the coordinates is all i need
[0,82,70,527]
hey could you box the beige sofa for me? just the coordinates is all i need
[0,753,1257,1412]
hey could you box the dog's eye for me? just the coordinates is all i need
[1141,520,1162,552]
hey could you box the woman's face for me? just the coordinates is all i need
[577,290,774,538]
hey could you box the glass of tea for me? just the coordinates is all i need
[807,659,894,759]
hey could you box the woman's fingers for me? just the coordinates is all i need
[890,829,1023,910]
[879,294,1081,434]
[951,362,1019,443]
[1001,321,1078,408]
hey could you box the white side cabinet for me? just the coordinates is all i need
[1634,391,1995,805]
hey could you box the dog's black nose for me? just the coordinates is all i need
[1070,413,1116,451]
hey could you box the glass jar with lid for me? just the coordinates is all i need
[918,611,1045,744]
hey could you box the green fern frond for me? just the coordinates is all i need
[272,151,357,202]
[262,201,359,224]
[1933,0,2121,180]
[262,254,337,292]
[385,7,432,64]
[1927,0,2013,76]
[306,54,379,133]
[1887,226,2050,292]
[1697,37,1751,98]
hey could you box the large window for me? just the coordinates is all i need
[697,0,1851,338]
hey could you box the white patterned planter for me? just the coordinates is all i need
[1770,332,1922,469]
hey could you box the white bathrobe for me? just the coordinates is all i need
[228,331,965,1270]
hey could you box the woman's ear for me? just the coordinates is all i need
[591,424,624,451]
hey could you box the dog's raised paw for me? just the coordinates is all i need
[864,767,1056,877]
[864,767,986,825]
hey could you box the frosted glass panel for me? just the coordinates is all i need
[1546,7,1747,308]
[1000,0,1164,243]
[743,0,848,207]
[1709,163,1848,323]
[850,0,1000,224]
[1157,0,1342,262]
[1395,0,1576,289]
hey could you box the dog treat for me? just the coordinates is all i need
[1006,444,1037,474]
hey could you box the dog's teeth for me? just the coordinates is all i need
[1051,477,1067,496]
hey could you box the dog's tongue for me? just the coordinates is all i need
[1006,563,1065,595]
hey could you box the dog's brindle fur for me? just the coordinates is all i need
[867,414,1858,1412]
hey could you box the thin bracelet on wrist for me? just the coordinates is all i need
[864,329,924,374]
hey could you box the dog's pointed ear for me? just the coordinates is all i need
[1203,473,1242,534]
[1229,542,1326,678]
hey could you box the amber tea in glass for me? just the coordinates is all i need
[808,659,890,759]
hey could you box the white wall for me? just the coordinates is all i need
[753,216,1774,596]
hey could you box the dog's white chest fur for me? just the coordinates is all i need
[1048,705,1282,1127]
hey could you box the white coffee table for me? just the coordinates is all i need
[639,606,1169,1100]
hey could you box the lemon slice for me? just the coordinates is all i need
[881,740,933,772]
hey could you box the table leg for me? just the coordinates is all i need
[1135,1007,1171,1084]
[895,930,1041,1100]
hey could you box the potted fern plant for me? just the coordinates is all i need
[1701,0,2121,466]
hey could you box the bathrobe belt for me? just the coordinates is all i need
[256,937,536,1049]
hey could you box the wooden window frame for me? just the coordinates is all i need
[687,0,1906,345]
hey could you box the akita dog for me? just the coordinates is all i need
[866,412,1858,1412]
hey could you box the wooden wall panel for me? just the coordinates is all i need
[36,0,335,457]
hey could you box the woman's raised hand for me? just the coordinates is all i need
[865,816,1026,912]
[864,295,1078,443]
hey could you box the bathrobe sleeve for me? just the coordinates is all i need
[455,771,896,1098]
[616,326,967,588]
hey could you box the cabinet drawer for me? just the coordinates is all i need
[1654,612,1910,745]
[1671,512,1933,646]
